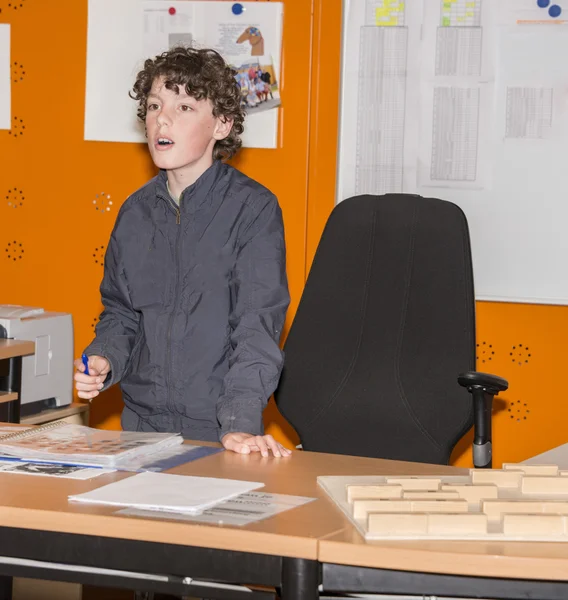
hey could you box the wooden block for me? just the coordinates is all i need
[522,476,568,495]
[470,469,523,488]
[482,500,545,520]
[385,477,441,491]
[402,491,460,500]
[503,513,565,536]
[541,502,568,515]
[442,484,499,503]
[353,499,410,519]
[409,499,468,513]
[347,484,403,503]
[503,463,559,476]
[368,512,428,535]
[427,513,488,535]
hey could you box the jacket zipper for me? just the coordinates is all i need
[165,199,182,415]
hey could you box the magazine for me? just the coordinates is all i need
[0,422,183,467]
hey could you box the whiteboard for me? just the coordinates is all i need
[336,0,568,305]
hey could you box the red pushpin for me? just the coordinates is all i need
[168,6,176,15]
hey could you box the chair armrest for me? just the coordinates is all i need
[458,371,509,394]
[457,371,508,469]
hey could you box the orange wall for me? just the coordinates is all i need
[2,0,566,468]
[0,0,311,441]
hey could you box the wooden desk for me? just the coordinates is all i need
[0,447,457,600]
[1,443,568,599]
[0,340,34,423]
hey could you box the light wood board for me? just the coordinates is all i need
[318,463,568,542]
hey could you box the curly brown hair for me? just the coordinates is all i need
[130,46,245,160]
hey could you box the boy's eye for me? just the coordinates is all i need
[180,105,193,112]
[147,103,159,111]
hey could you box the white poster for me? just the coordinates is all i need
[0,24,10,131]
[85,1,283,149]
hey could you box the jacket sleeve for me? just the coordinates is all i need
[216,194,290,439]
[83,228,140,389]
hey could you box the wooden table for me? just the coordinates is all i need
[1,443,568,599]
[0,445,430,600]
[0,340,34,423]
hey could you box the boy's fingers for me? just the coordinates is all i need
[222,437,250,454]
[74,372,104,384]
[75,381,104,392]
[77,390,100,400]
[253,436,270,458]
[73,359,85,372]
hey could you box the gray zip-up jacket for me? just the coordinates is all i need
[84,160,290,441]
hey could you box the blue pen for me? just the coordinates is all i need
[82,353,90,375]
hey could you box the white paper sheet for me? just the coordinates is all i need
[118,490,315,526]
[337,0,423,200]
[0,24,10,131]
[142,1,195,59]
[416,0,495,191]
[504,86,554,139]
[85,1,283,148]
[69,471,264,513]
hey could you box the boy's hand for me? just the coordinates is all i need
[221,432,292,458]
[73,355,111,400]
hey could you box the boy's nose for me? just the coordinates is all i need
[156,111,173,126]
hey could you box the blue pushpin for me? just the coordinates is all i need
[537,0,550,8]
[232,3,244,15]
[549,4,562,16]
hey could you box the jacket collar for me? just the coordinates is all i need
[155,160,225,215]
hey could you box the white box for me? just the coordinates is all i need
[0,305,73,407]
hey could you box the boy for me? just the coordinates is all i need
[74,46,291,458]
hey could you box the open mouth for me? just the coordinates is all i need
[156,137,174,147]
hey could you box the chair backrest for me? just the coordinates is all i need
[276,194,476,465]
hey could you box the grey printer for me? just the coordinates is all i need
[0,305,73,410]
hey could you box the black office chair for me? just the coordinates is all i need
[276,194,508,468]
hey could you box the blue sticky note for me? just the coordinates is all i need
[537,0,550,8]
[232,3,244,15]
[549,4,562,16]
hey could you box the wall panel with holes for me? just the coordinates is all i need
[0,0,315,447]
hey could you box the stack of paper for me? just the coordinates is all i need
[0,423,183,468]
[68,472,264,514]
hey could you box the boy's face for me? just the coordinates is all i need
[145,77,232,173]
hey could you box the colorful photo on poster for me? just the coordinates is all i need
[236,26,265,56]
[231,56,280,114]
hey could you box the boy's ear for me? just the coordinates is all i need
[213,116,233,141]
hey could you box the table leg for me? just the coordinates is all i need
[0,575,12,600]
[5,357,21,423]
[281,557,319,600]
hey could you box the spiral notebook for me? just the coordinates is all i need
[0,422,183,468]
